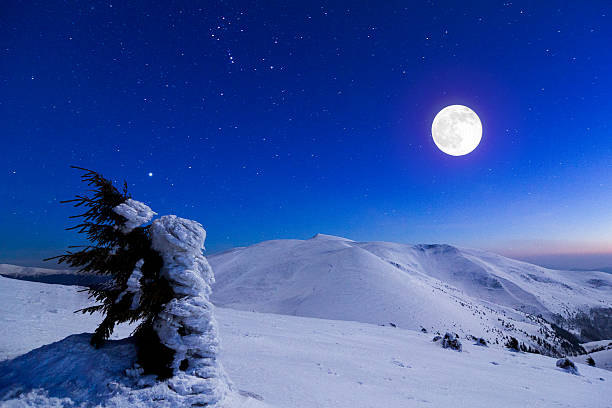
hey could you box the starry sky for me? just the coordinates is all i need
[2,1,612,269]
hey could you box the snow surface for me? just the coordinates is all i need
[209,235,612,354]
[1,278,611,407]
[0,276,132,361]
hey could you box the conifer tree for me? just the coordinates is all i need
[46,167,175,376]
[48,167,231,397]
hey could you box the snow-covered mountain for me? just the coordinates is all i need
[209,234,612,356]
[1,275,611,408]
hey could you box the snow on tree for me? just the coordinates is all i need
[150,215,231,405]
[113,198,157,233]
[115,259,144,310]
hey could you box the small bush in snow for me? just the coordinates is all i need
[505,337,519,351]
[556,358,578,375]
[587,356,595,366]
[432,335,442,342]
[467,335,488,346]
[441,332,462,351]
[474,337,488,347]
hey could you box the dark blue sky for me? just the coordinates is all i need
[2,1,612,268]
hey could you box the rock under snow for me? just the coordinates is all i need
[556,358,579,375]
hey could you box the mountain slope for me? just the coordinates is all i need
[209,234,612,355]
[1,277,611,408]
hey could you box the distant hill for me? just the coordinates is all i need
[0,264,109,288]
[209,234,612,356]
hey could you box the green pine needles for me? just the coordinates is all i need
[46,167,174,359]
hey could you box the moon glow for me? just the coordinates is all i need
[431,105,482,156]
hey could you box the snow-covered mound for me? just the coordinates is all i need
[0,333,263,408]
[1,279,611,408]
[209,234,612,355]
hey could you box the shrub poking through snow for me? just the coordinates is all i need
[474,337,488,347]
[438,332,462,351]
[556,358,579,374]
[47,167,230,404]
[505,337,519,351]
[467,335,488,346]
[586,356,595,366]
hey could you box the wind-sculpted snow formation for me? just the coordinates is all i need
[111,199,231,406]
[150,215,230,406]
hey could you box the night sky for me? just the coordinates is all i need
[2,1,612,268]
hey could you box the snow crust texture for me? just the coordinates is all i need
[150,215,231,406]
[112,198,157,233]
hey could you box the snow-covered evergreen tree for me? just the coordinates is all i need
[50,168,230,404]
[47,167,173,351]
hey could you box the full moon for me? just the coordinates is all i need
[431,105,482,156]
